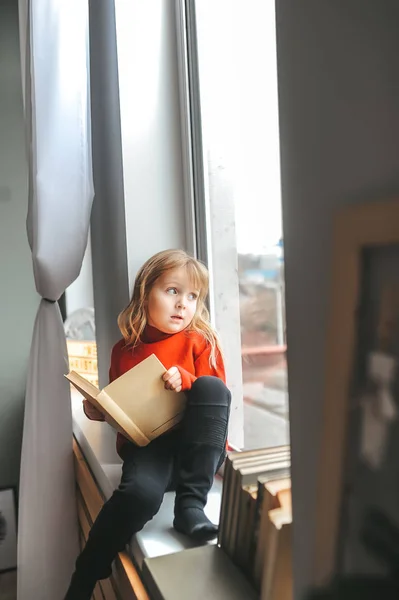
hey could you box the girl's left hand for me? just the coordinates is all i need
[163,366,183,393]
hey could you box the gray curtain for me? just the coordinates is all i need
[17,1,94,598]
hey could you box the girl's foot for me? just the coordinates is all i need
[173,507,218,540]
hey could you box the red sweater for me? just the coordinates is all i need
[84,325,226,456]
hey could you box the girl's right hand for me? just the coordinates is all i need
[82,399,105,421]
[162,366,183,393]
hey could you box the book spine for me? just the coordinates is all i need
[250,479,265,569]
[97,390,150,446]
[218,456,233,549]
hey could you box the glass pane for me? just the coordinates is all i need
[64,236,98,389]
[194,0,289,449]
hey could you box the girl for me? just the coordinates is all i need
[65,249,231,599]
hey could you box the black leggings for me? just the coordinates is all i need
[75,375,230,583]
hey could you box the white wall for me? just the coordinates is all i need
[275,1,399,597]
[115,0,186,290]
[0,0,39,489]
[88,1,186,387]
[88,0,130,388]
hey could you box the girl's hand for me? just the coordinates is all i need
[163,366,183,393]
[83,399,105,421]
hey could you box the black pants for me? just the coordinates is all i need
[74,376,230,584]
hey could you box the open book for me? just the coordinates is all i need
[65,354,186,446]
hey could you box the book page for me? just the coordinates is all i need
[64,371,107,418]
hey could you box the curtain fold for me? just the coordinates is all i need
[17,1,94,598]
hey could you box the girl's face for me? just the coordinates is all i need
[146,267,200,334]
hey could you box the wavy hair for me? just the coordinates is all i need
[118,249,222,367]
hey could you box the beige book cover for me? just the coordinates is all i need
[260,522,292,600]
[260,489,293,600]
[65,354,186,446]
[253,479,291,586]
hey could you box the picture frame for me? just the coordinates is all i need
[313,199,399,586]
[0,486,17,573]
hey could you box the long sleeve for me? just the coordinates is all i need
[179,342,226,391]
[109,341,121,383]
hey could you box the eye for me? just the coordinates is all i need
[166,287,178,295]
[188,292,198,301]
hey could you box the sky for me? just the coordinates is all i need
[196,0,283,255]
[232,0,283,254]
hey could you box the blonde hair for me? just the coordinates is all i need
[118,249,222,367]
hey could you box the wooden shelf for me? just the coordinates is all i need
[73,437,150,600]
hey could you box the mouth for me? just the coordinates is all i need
[171,315,184,322]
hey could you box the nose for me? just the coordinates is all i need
[176,296,186,309]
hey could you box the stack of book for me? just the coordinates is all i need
[218,445,292,600]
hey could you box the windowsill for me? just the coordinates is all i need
[71,391,222,569]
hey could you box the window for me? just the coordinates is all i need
[64,235,98,387]
[177,0,289,449]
